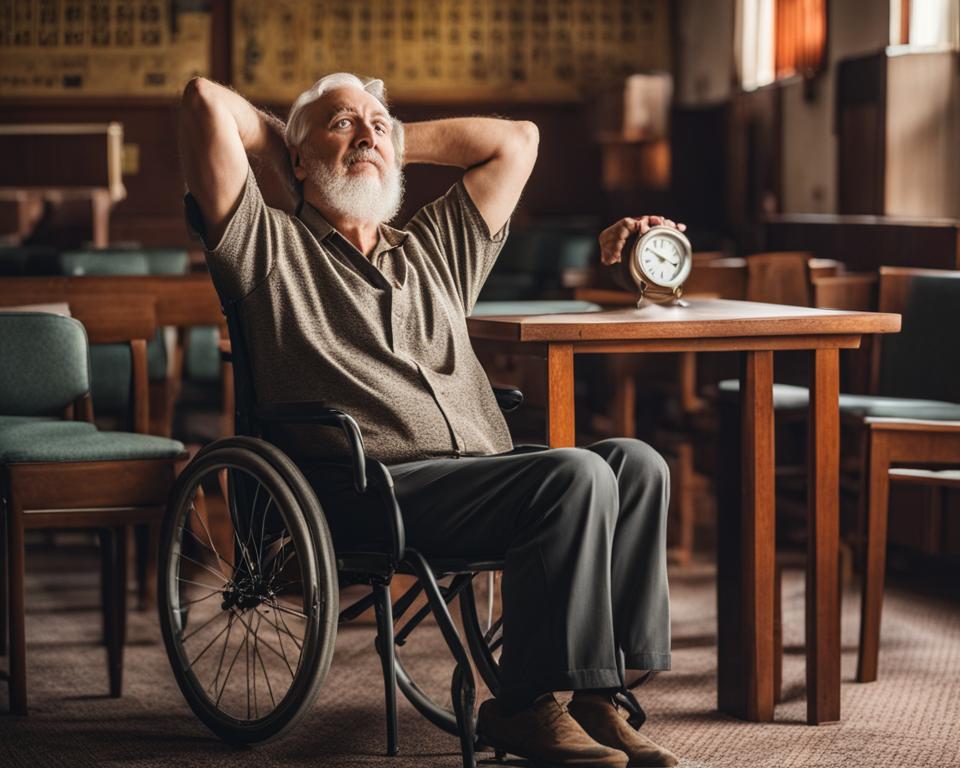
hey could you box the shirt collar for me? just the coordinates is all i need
[298,200,408,258]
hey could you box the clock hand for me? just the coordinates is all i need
[650,247,679,266]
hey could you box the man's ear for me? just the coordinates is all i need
[290,147,307,182]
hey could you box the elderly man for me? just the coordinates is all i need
[178,72,678,768]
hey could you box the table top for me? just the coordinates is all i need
[466,298,901,343]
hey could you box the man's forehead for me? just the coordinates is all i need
[313,86,389,120]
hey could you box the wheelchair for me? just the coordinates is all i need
[157,300,530,767]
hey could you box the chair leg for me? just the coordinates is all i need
[0,503,7,658]
[7,491,27,715]
[374,582,399,756]
[134,521,158,611]
[857,432,890,683]
[100,528,128,698]
[99,530,112,646]
[774,562,782,703]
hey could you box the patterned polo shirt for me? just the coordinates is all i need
[191,171,514,464]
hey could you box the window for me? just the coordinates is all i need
[891,0,960,48]
[737,0,827,90]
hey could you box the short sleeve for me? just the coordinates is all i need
[183,170,281,303]
[405,180,510,314]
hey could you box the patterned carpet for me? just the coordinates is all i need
[2,545,959,768]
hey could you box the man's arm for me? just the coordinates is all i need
[402,118,539,235]
[178,77,298,245]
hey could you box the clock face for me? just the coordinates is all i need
[630,227,692,290]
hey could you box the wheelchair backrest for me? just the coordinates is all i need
[219,296,262,439]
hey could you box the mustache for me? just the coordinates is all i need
[343,148,384,169]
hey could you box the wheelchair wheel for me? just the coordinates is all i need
[158,438,338,744]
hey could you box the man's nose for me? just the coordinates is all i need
[353,121,376,150]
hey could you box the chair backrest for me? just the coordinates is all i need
[0,292,158,431]
[812,273,877,311]
[683,257,747,299]
[60,248,190,277]
[59,250,151,276]
[874,267,960,401]
[744,251,814,305]
[0,312,89,416]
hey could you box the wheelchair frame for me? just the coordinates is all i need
[158,295,527,768]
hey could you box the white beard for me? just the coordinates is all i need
[306,149,405,225]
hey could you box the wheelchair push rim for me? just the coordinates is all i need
[158,442,337,744]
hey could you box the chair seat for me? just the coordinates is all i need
[0,418,184,463]
[889,468,960,488]
[717,380,960,420]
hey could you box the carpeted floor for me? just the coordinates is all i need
[2,545,959,768]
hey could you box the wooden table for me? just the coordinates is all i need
[467,299,900,725]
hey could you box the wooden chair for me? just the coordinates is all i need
[852,267,960,681]
[0,302,186,714]
[0,275,223,607]
[744,267,960,686]
[0,272,226,437]
[743,251,842,305]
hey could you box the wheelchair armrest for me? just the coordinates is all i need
[254,402,367,494]
[493,386,523,413]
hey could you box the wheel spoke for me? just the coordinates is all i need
[177,575,224,593]
[257,604,304,648]
[259,607,297,679]
[227,474,259,577]
[215,621,247,708]
[255,629,278,709]
[270,599,309,622]
[273,605,305,654]
[181,604,230,644]
[187,613,232,667]
[189,502,235,572]
[245,481,264,575]
[234,608,294,677]
[180,589,222,608]
[175,549,232,587]
[208,612,236,697]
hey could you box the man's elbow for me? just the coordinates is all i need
[181,77,217,116]
[515,120,539,156]
[504,120,539,168]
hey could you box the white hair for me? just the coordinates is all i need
[284,72,404,165]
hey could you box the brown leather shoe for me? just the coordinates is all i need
[567,694,678,767]
[478,694,628,767]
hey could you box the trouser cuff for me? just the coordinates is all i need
[624,652,672,671]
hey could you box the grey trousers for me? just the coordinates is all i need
[302,438,672,704]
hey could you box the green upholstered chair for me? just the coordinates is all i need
[719,267,960,685]
[0,311,185,714]
[59,250,167,419]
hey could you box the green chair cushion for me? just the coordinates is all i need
[185,325,222,382]
[717,380,960,420]
[59,251,151,276]
[0,313,90,415]
[472,300,602,316]
[0,419,184,463]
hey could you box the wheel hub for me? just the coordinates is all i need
[221,576,273,612]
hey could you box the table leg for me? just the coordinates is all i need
[546,344,575,447]
[717,350,775,721]
[807,348,841,724]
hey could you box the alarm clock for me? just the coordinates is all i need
[623,225,693,307]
